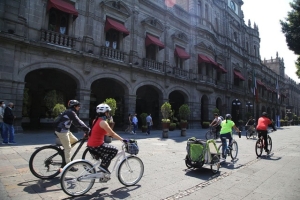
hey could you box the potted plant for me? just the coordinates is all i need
[293,114,298,125]
[169,122,176,131]
[103,98,117,143]
[22,88,31,123]
[279,119,285,126]
[179,104,190,136]
[53,103,66,118]
[202,121,210,128]
[161,102,172,138]
[140,113,148,132]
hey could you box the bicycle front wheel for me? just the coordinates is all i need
[29,145,64,179]
[230,141,238,160]
[205,131,214,140]
[60,160,96,197]
[118,156,144,186]
[255,139,263,157]
[267,135,272,153]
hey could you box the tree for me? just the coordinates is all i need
[280,0,300,78]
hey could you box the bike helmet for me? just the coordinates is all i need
[96,103,111,113]
[262,112,268,117]
[225,114,232,119]
[68,100,80,108]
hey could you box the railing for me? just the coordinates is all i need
[100,46,125,62]
[40,29,75,48]
[142,58,163,73]
[173,67,188,79]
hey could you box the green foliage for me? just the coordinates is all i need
[22,88,31,117]
[284,115,289,121]
[293,114,298,121]
[161,102,172,120]
[161,119,170,123]
[179,104,190,121]
[212,108,219,115]
[169,122,176,129]
[140,113,148,126]
[52,103,66,118]
[103,98,117,116]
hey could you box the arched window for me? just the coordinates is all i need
[254,45,257,57]
[205,4,209,20]
[198,1,202,17]
[215,18,219,32]
[233,32,238,42]
[246,41,249,52]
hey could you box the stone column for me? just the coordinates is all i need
[76,88,91,125]
[14,82,26,133]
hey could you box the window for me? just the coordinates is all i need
[198,64,202,74]
[205,4,209,20]
[246,41,249,52]
[233,32,237,42]
[105,30,119,49]
[205,64,210,76]
[234,77,240,86]
[254,45,257,57]
[198,1,202,17]
[215,18,219,32]
[146,45,156,60]
[176,57,184,69]
[48,9,69,34]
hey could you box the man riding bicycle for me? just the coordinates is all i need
[210,113,222,139]
[220,114,240,161]
[245,116,256,135]
[256,112,276,154]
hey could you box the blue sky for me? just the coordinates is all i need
[242,0,299,82]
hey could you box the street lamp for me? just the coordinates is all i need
[232,99,241,124]
[246,101,253,113]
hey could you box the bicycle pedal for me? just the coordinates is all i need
[99,177,111,183]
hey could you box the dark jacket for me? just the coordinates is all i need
[3,107,14,125]
[55,108,90,133]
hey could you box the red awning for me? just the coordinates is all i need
[47,0,78,20]
[233,70,245,81]
[145,34,164,50]
[198,54,211,64]
[105,18,129,37]
[256,80,266,88]
[174,46,190,60]
[218,64,227,74]
[206,56,218,66]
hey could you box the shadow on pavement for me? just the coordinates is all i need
[18,178,61,194]
[184,167,217,181]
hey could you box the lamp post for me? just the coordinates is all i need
[246,101,253,113]
[232,99,241,125]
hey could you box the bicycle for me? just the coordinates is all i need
[255,129,273,157]
[245,125,257,139]
[60,141,144,197]
[29,136,93,179]
[205,126,219,140]
[217,132,239,161]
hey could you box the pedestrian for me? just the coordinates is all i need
[125,113,132,133]
[131,113,138,134]
[0,101,5,141]
[55,100,90,171]
[146,113,153,135]
[2,102,16,144]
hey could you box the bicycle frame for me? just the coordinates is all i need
[53,137,87,161]
[61,144,129,179]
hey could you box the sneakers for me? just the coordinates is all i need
[69,167,78,172]
[8,142,17,144]
[2,142,8,144]
[130,131,134,134]
[98,166,111,174]
[265,149,270,155]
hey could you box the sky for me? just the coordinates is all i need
[242,0,299,83]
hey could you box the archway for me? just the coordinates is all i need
[201,95,209,124]
[216,98,222,116]
[23,68,77,129]
[90,78,126,129]
[169,90,187,122]
[136,85,161,129]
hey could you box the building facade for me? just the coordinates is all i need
[0,0,299,132]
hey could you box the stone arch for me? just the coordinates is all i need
[216,97,222,116]
[201,95,209,123]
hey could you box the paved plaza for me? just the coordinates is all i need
[0,126,300,200]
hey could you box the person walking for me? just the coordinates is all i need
[146,113,153,135]
[125,113,132,133]
[131,113,138,134]
[55,100,90,171]
[0,101,5,141]
[2,102,16,144]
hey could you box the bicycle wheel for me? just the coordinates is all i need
[60,160,96,197]
[185,155,192,168]
[205,131,214,140]
[255,139,263,157]
[246,130,251,139]
[230,141,238,160]
[29,145,64,179]
[118,156,144,186]
[217,144,223,157]
[210,155,220,174]
[267,135,272,153]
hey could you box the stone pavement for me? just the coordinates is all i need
[0,126,299,199]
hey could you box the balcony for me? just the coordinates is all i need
[142,58,163,73]
[40,29,76,49]
[100,46,125,62]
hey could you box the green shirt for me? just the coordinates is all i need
[220,120,235,134]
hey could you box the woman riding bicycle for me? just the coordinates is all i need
[220,114,240,161]
[256,112,276,154]
[87,103,124,174]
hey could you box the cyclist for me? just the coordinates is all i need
[87,103,124,174]
[209,113,222,138]
[55,100,90,171]
[256,112,276,154]
[220,114,240,161]
[245,116,256,135]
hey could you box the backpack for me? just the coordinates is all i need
[53,111,66,130]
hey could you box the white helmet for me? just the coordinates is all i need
[96,103,111,113]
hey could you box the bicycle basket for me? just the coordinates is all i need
[125,139,139,155]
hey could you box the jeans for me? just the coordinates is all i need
[133,123,137,133]
[3,123,15,143]
[0,122,3,139]
[220,132,232,158]
[147,122,152,134]
[55,131,78,163]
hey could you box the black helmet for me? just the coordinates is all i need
[225,114,232,119]
[68,100,80,108]
[262,112,268,117]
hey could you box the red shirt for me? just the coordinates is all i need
[87,118,106,147]
[256,116,272,131]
